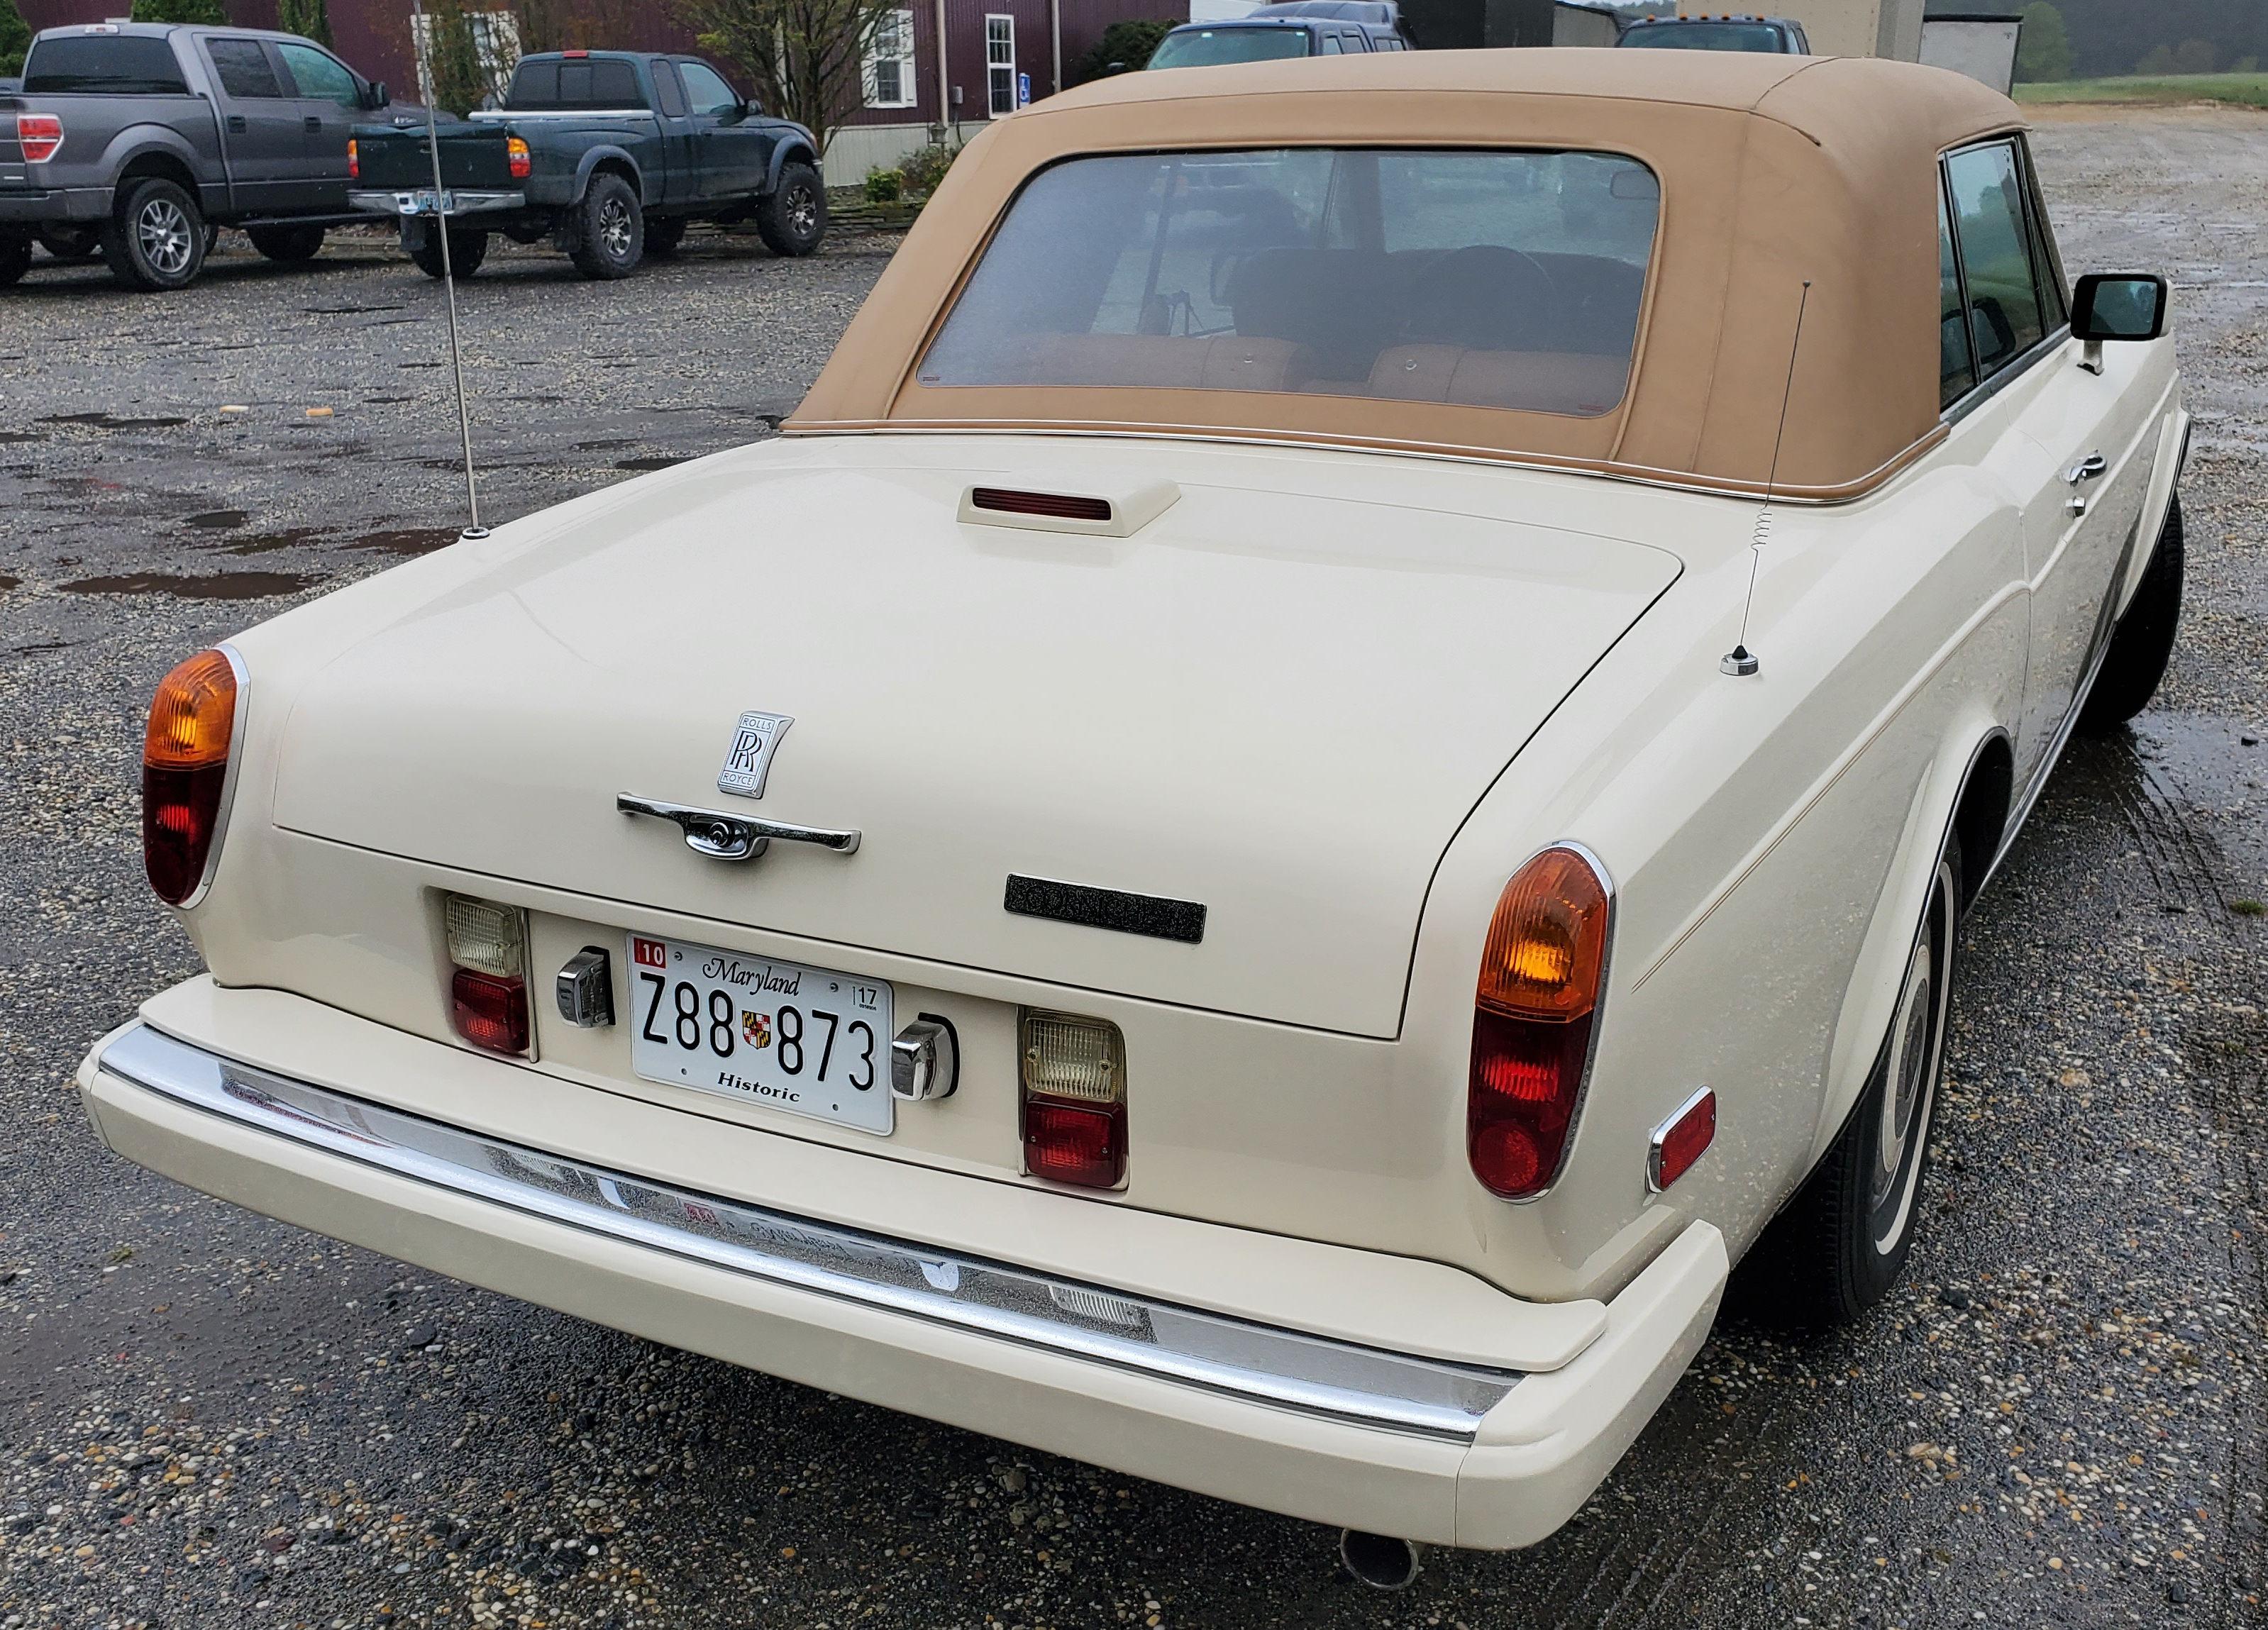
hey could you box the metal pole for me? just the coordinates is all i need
[410,0,487,540]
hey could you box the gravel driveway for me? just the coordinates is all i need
[1,111,2264,1630]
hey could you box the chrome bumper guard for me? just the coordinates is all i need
[348,188,525,218]
[98,1024,1520,1440]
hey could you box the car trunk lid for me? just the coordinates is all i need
[270,440,1679,1038]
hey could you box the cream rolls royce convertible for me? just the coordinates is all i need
[79,50,2186,1571]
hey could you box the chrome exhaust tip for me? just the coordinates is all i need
[1339,1529,1422,1590]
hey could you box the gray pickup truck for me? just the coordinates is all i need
[0,21,423,292]
[348,51,824,281]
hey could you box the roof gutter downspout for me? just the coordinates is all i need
[936,0,951,140]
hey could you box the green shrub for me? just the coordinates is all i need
[2013,2,2070,82]
[896,140,958,198]
[0,0,31,79]
[275,0,334,47]
[1073,18,1171,84]
[128,0,228,23]
[863,167,903,204]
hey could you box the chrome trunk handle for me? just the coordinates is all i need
[617,794,861,862]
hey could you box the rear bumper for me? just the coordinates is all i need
[0,185,109,224]
[79,1011,1725,1549]
[348,187,526,218]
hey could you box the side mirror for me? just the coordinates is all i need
[2072,272,2166,372]
[363,79,389,109]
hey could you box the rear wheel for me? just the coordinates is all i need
[2078,493,2184,734]
[570,172,643,279]
[755,162,825,257]
[101,177,207,292]
[644,214,687,257]
[37,225,103,262]
[1742,838,1962,1327]
[247,223,327,264]
[409,228,489,279]
[0,233,30,287]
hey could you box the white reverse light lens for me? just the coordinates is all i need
[1019,1011,1124,1105]
[443,893,525,978]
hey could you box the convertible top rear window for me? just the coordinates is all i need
[917,148,1659,418]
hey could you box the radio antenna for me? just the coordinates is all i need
[1722,278,1810,678]
[409,0,488,542]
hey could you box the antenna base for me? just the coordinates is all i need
[1720,645,1760,677]
[458,525,492,542]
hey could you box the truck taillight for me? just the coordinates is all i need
[1468,846,1612,1201]
[1021,1011,1127,1188]
[143,649,240,906]
[346,138,358,180]
[443,894,531,1054]
[17,113,63,165]
[507,136,531,179]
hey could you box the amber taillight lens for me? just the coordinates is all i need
[1468,846,1612,1200]
[346,137,358,179]
[507,136,531,179]
[142,649,238,905]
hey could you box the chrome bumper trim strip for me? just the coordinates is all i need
[98,1024,1518,1439]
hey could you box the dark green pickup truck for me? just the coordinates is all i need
[348,50,824,279]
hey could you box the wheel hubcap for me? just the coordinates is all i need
[1869,860,1953,1253]
[599,198,633,257]
[138,199,193,275]
[787,187,817,236]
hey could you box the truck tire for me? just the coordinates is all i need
[409,228,489,280]
[570,172,644,279]
[755,162,825,257]
[248,224,327,264]
[37,226,103,263]
[644,215,687,257]
[0,234,31,287]
[101,177,208,292]
[2078,494,2184,735]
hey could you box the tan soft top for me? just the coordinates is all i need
[787,50,2025,500]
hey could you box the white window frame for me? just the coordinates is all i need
[985,13,1016,118]
[863,9,917,110]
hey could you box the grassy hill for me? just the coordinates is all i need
[2015,72,2268,109]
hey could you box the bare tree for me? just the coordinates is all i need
[675,0,897,158]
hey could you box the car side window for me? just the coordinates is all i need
[1937,180,1975,409]
[1945,140,2046,380]
[206,38,285,98]
[275,41,360,106]
[679,60,740,116]
[653,60,687,118]
[1320,33,1343,52]
[2015,138,2069,331]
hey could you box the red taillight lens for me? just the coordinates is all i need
[346,138,358,180]
[1468,846,1612,1200]
[142,650,238,905]
[1023,1099,1125,1187]
[18,114,63,165]
[451,969,530,1054]
[507,136,531,179]
[1020,1010,1127,1189]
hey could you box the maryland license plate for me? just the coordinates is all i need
[626,934,894,1134]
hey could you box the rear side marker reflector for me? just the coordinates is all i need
[1647,1086,1716,1192]
[970,487,1112,523]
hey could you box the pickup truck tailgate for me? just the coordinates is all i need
[352,123,511,190]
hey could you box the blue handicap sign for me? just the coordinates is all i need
[1017,71,1031,106]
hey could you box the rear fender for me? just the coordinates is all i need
[1807,721,2008,1168]
[102,126,213,213]
[572,146,646,205]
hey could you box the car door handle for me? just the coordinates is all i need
[227,114,248,133]
[2064,452,2108,484]
[304,115,323,132]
